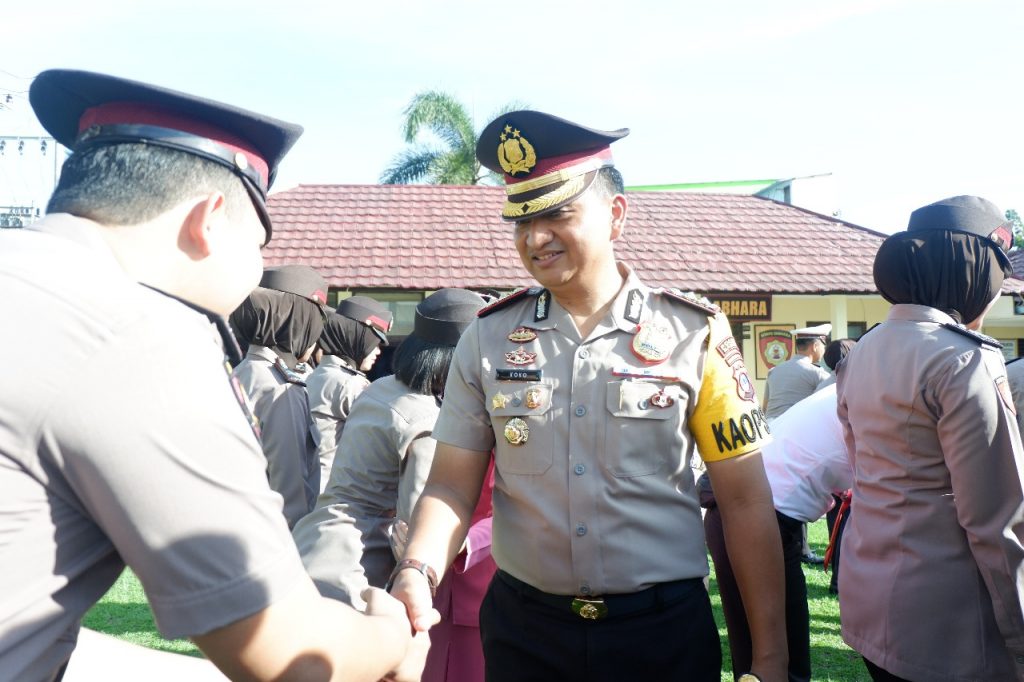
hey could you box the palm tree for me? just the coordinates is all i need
[380,91,520,185]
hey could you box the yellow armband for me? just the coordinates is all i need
[691,313,771,462]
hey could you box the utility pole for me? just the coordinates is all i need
[0,135,58,228]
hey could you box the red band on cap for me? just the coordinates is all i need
[311,289,327,305]
[504,146,613,185]
[79,102,269,188]
[991,224,1012,251]
[367,314,392,333]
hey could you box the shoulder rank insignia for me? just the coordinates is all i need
[659,288,720,316]
[273,357,308,385]
[478,287,545,318]
[940,323,1002,349]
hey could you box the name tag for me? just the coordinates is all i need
[496,368,542,382]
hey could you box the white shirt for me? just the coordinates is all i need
[761,384,853,522]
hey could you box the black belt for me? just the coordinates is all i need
[496,570,702,620]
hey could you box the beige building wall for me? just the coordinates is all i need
[739,294,892,396]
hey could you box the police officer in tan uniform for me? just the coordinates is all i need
[294,289,484,610]
[307,295,393,492]
[232,265,327,527]
[762,324,831,421]
[390,111,787,682]
[838,196,1024,682]
[0,69,426,681]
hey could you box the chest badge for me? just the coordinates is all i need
[492,392,510,410]
[631,321,674,365]
[525,387,544,409]
[504,417,530,445]
[650,388,675,408]
[507,326,538,343]
[505,347,538,366]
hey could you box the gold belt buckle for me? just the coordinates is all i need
[571,597,607,620]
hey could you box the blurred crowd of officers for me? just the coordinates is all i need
[2,67,1024,682]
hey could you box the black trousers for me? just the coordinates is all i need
[705,508,811,682]
[479,570,721,682]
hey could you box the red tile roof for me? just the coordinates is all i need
[265,184,1023,294]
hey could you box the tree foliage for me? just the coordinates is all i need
[1007,208,1024,250]
[380,91,522,186]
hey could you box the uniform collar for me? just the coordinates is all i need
[29,213,123,271]
[887,303,958,326]
[538,263,648,340]
[247,344,282,363]
[320,354,362,374]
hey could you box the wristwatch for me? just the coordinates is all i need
[738,674,762,682]
[384,558,439,597]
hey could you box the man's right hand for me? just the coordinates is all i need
[363,587,436,682]
[387,568,441,633]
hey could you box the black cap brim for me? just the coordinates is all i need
[30,69,303,182]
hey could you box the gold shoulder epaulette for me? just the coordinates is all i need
[658,288,720,316]
[477,287,544,318]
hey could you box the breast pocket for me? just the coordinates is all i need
[485,381,554,475]
[603,380,685,477]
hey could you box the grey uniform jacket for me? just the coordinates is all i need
[292,375,440,610]
[305,356,371,494]
[234,345,320,528]
[837,304,1024,681]
[763,355,830,419]
[433,266,768,597]
[0,215,307,681]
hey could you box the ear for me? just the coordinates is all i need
[181,192,227,259]
[609,193,628,241]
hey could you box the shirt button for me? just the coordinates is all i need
[578,348,590,359]
[575,405,587,417]
[574,463,586,475]
[579,584,592,595]
[576,523,587,536]
[638,399,649,410]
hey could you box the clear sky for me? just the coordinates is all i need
[1,0,1021,233]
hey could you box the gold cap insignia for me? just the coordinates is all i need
[497,124,536,176]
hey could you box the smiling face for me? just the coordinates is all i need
[512,184,626,296]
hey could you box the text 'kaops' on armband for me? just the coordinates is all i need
[710,408,771,454]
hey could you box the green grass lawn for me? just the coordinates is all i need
[84,520,869,680]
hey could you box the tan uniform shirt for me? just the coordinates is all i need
[292,376,439,609]
[837,304,1024,681]
[306,355,371,494]
[234,345,320,528]
[0,215,307,681]
[433,267,768,596]
[764,355,830,419]
[1007,358,1024,436]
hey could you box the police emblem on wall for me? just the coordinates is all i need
[753,324,794,380]
[497,124,537,176]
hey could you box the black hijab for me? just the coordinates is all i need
[319,311,380,368]
[230,287,324,369]
[873,229,1007,325]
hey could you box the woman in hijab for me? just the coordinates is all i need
[837,196,1024,682]
[230,265,327,528]
[292,288,485,611]
[306,296,393,494]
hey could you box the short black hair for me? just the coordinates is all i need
[795,337,820,352]
[823,338,856,371]
[592,166,624,198]
[391,335,456,399]
[47,143,249,225]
